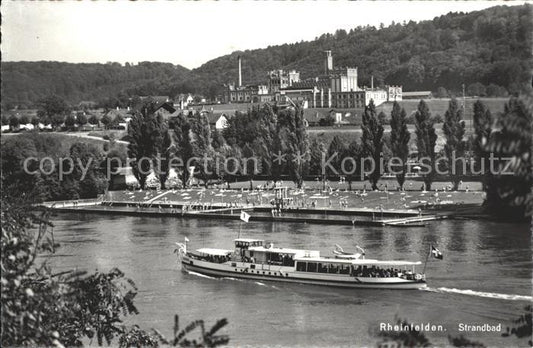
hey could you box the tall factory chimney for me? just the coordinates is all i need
[324,50,333,74]
[238,56,242,87]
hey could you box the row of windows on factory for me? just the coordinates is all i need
[336,101,366,108]
[335,94,364,99]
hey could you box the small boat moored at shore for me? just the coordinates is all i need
[176,238,427,290]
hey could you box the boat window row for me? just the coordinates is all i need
[296,261,351,274]
[246,251,295,266]
[190,253,230,264]
[296,262,406,278]
[235,240,263,248]
[353,266,402,278]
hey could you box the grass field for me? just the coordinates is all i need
[376,97,508,121]
[308,125,459,153]
[1,132,128,155]
[307,97,507,150]
[87,130,128,141]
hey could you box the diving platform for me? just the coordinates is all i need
[379,214,449,226]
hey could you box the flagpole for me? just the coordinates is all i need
[422,244,431,274]
[238,210,250,239]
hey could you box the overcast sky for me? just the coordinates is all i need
[2,1,521,70]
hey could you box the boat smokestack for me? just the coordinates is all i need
[238,56,242,87]
[371,75,374,90]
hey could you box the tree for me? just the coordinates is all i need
[484,96,532,220]
[104,148,127,183]
[472,100,492,189]
[19,115,29,125]
[154,315,229,348]
[212,128,226,150]
[156,126,173,189]
[37,95,69,120]
[344,140,362,191]
[319,114,335,126]
[225,105,278,180]
[64,114,77,130]
[64,142,107,199]
[486,84,508,97]
[502,305,532,346]
[127,103,164,189]
[9,115,20,129]
[309,139,327,177]
[77,113,88,127]
[50,114,65,130]
[361,100,384,190]
[241,143,256,189]
[88,115,99,125]
[255,105,278,180]
[414,100,438,191]
[170,113,193,188]
[327,135,346,178]
[101,114,112,130]
[436,87,449,98]
[213,145,230,185]
[278,106,310,188]
[390,102,411,189]
[467,82,487,97]
[30,116,40,128]
[1,136,45,201]
[36,95,69,130]
[443,99,466,190]
[190,112,215,187]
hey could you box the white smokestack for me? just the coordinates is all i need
[371,75,374,90]
[325,50,333,74]
[238,56,242,87]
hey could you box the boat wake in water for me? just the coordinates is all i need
[224,278,279,289]
[185,270,217,280]
[422,287,532,302]
[186,271,279,289]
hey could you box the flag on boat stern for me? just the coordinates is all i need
[431,245,443,260]
[240,211,250,223]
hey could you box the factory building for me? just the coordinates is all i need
[224,51,402,107]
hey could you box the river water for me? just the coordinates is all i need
[47,213,531,347]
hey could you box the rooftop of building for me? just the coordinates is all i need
[284,78,330,90]
[402,91,433,96]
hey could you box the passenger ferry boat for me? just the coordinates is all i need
[177,238,427,290]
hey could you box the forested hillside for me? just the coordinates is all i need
[2,4,531,109]
[1,61,191,109]
[192,4,531,96]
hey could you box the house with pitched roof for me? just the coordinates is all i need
[175,94,194,109]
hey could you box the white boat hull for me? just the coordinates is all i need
[181,257,427,290]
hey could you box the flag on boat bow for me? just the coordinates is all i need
[431,245,443,260]
[240,211,250,223]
